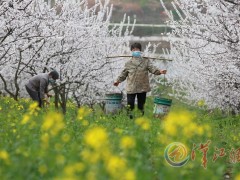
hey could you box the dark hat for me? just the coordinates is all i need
[49,70,59,80]
[131,42,142,51]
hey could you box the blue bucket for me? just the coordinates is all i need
[153,97,172,118]
[105,93,123,114]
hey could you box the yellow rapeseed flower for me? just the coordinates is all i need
[81,149,100,163]
[41,133,49,149]
[0,150,10,164]
[84,127,108,149]
[64,163,84,176]
[120,136,136,149]
[62,134,71,143]
[106,155,126,177]
[165,123,177,136]
[135,117,150,130]
[86,171,96,180]
[28,102,40,115]
[21,115,30,125]
[164,111,193,137]
[56,154,65,165]
[165,111,193,127]
[158,134,171,145]
[183,123,198,137]
[196,126,204,135]
[12,129,17,133]
[162,110,212,139]
[29,102,38,109]
[0,150,9,160]
[197,100,205,107]
[38,165,48,175]
[124,169,136,180]
[74,163,85,172]
[114,128,123,134]
[42,112,65,136]
[203,125,212,137]
[101,149,112,161]
[54,143,63,151]
[64,165,76,176]
[18,105,23,110]
[77,106,92,120]
[235,173,240,180]
[82,120,89,126]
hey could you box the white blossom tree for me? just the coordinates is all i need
[160,0,240,114]
[47,0,133,112]
[0,0,71,100]
[0,0,133,113]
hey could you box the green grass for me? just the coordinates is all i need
[0,96,239,179]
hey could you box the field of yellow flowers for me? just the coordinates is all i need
[0,96,240,179]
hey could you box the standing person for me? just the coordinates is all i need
[25,70,59,107]
[114,42,167,118]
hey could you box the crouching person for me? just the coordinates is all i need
[114,42,167,119]
[25,70,59,108]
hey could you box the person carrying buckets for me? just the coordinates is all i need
[114,42,167,119]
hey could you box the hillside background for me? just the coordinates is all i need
[89,0,174,36]
[110,0,171,24]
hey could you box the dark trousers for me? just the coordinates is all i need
[25,85,42,107]
[127,92,146,116]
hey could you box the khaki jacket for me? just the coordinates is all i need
[116,57,161,94]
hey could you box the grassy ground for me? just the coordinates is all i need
[0,96,239,179]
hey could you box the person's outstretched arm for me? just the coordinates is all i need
[114,66,129,86]
[147,60,167,75]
